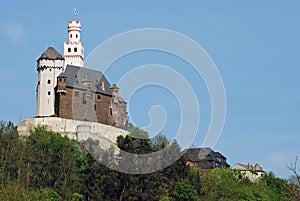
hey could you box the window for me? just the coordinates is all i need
[83,93,87,104]
[110,108,112,116]
[48,91,51,95]
[70,34,72,38]
[76,34,78,38]
[74,91,79,97]
[97,94,101,101]
[74,47,77,52]
[94,104,96,111]
[68,48,71,52]
[47,79,51,84]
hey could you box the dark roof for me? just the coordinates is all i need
[185,147,213,161]
[110,83,119,90]
[38,47,64,61]
[61,65,112,95]
[185,147,230,168]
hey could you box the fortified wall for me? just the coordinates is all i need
[17,117,128,150]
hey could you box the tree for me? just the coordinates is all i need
[287,157,300,200]
[172,179,200,201]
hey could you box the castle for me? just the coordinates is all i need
[35,20,128,129]
[17,18,129,143]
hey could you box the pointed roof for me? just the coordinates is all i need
[38,47,64,61]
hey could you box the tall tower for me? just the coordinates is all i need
[64,20,84,67]
[36,47,64,117]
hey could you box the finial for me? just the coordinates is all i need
[74,8,77,17]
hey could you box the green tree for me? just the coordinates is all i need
[172,179,200,201]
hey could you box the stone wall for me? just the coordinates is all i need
[56,78,114,125]
[17,117,128,150]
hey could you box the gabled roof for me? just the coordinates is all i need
[233,163,264,172]
[37,47,64,61]
[61,65,112,96]
[185,147,230,168]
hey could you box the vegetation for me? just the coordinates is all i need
[0,120,298,201]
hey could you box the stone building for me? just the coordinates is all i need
[35,19,128,129]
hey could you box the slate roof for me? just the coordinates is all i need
[185,147,230,168]
[37,47,64,61]
[233,163,264,172]
[61,65,112,96]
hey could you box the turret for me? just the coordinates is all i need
[64,20,84,68]
[36,47,64,117]
[110,84,119,103]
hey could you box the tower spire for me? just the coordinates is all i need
[74,8,77,17]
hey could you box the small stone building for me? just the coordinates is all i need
[232,163,265,182]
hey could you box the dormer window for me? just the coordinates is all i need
[101,81,105,91]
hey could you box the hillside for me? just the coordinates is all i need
[0,120,299,201]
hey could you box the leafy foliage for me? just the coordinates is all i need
[0,122,298,201]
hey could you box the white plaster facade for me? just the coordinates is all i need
[36,57,64,117]
[232,163,265,182]
[64,20,84,67]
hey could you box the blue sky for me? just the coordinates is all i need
[0,1,299,178]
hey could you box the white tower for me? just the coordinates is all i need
[64,20,84,67]
[36,47,64,117]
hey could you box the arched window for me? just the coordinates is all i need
[70,34,72,38]
[97,94,101,101]
[74,47,77,52]
[76,34,78,38]
[68,48,71,52]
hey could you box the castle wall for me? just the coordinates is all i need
[56,81,114,126]
[17,117,128,149]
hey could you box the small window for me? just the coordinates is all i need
[101,81,105,91]
[94,104,96,111]
[83,93,87,104]
[70,34,72,38]
[48,91,51,95]
[74,47,77,52]
[74,91,79,97]
[49,69,52,72]
[59,78,62,82]
[97,94,101,101]
[76,34,78,38]
[110,108,112,116]
[68,48,71,52]
[47,79,51,84]
[38,81,40,85]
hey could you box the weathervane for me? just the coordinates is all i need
[74,8,77,17]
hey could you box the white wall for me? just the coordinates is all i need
[17,117,128,150]
[36,59,64,117]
